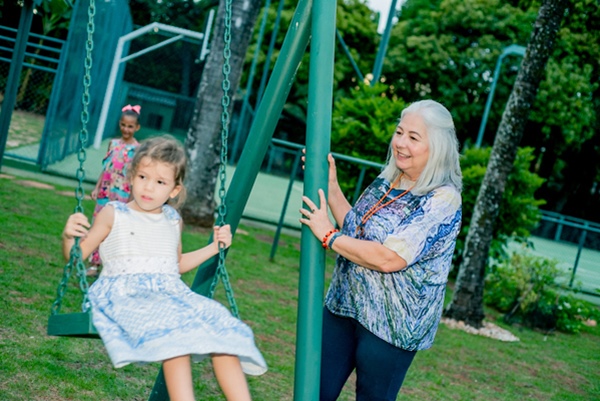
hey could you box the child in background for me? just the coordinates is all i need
[88,104,141,276]
[62,135,266,401]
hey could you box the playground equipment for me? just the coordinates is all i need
[44,0,377,398]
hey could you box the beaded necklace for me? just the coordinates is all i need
[355,174,414,238]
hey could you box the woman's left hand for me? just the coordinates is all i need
[299,189,336,240]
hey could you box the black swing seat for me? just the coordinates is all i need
[47,312,100,339]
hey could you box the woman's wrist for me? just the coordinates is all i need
[327,232,342,250]
[321,229,340,249]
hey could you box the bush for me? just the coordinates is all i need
[484,251,600,333]
[454,146,546,269]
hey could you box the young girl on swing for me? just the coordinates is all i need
[62,135,267,401]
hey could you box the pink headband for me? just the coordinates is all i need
[122,104,141,114]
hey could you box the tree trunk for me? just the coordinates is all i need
[444,0,570,328]
[181,0,262,227]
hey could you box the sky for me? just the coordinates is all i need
[366,0,403,33]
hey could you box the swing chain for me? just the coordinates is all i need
[51,0,96,315]
[208,0,239,319]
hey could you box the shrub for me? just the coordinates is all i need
[484,251,600,333]
[454,146,546,269]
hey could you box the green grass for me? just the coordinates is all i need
[0,173,599,400]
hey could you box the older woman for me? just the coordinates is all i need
[300,100,462,401]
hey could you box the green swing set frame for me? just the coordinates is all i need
[48,0,335,399]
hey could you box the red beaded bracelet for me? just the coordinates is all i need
[322,229,340,249]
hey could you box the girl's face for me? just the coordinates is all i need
[119,115,140,143]
[390,113,430,182]
[129,157,182,214]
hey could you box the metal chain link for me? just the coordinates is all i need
[208,0,239,319]
[51,0,96,315]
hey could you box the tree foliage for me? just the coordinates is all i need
[485,251,600,333]
[455,146,545,268]
[239,0,380,143]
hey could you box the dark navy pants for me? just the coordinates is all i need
[320,308,417,401]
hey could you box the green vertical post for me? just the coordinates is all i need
[293,0,336,399]
[475,44,525,147]
[0,0,35,167]
[371,0,398,86]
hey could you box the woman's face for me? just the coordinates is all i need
[391,112,430,181]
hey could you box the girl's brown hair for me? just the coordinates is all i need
[129,135,187,208]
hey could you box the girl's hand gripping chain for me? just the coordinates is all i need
[62,213,91,260]
[213,224,233,252]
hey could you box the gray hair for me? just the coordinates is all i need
[380,100,462,195]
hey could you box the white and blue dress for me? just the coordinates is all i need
[88,201,267,376]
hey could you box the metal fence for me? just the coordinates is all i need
[0,25,64,162]
[264,139,599,296]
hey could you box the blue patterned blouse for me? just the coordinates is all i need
[325,177,462,351]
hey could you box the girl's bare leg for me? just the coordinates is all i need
[212,354,251,401]
[163,355,195,401]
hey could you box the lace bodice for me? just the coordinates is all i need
[99,202,181,277]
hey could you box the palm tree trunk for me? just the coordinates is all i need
[182,0,263,226]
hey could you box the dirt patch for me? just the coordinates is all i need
[13,180,54,190]
[0,174,15,180]
[255,233,274,244]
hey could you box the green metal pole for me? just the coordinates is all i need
[476,45,525,147]
[371,0,398,86]
[293,0,336,399]
[0,0,35,167]
[336,29,364,82]
[256,0,286,105]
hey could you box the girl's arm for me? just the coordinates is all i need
[62,206,113,260]
[178,224,233,274]
[91,141,114,200]
[91,175,102,201]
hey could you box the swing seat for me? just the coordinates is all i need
[47,312,99,338]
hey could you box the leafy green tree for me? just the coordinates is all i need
[523,0,600,221]
[384,0,536,141]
